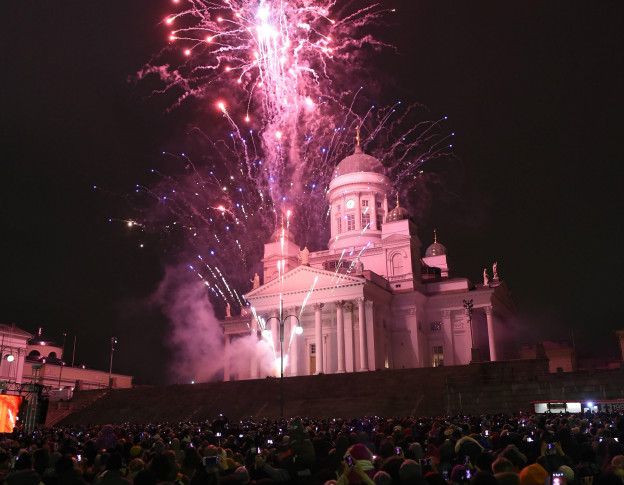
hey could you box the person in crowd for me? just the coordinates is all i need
[1,412,623,485]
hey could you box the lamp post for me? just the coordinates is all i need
[108,337,118,388]
[58,362,64,388]
[463,299,479,362]
[264,313,302,418]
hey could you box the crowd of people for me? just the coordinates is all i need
[1,413,623,485]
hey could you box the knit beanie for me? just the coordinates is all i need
[519,464,548,485]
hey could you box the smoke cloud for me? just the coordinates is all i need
[153,266,279,383]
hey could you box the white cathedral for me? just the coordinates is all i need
[221,143,514,380]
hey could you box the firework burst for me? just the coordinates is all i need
[116,0,454,315]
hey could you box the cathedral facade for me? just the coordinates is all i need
[221,144,514,380]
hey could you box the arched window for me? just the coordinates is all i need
[391,253,404,275]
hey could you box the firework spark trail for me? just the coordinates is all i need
[117,0,455,321]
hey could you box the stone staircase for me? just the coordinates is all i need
[45,389,109,426]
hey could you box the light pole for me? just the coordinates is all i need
[264,313,302,418]
[108,337,118,388]
[463,299,479,362]
[58,362,64,388]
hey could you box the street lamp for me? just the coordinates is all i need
[264,313,302,417]
[108,337,118,388]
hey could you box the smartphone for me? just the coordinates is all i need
[345,455,355,468]
[465,469,472,480]
[216,432,222,437]
[267,439,273,445]
[484,430,489,437]
[239,434,243,438]
[551,472,566,485]
[527,437,534,442]
[395,446,402,455]
[256,447,261,454]
[77,454,82,462]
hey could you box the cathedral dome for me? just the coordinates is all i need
[334,146,384,178]
[425,242,446,257]
[387,197,409,222]
[425,230,446,257]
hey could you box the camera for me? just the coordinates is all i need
[216,432,222,437]
[345,455,355,468]
[465,469,472,480]
[484,430,489,437]
[395,446,402,455]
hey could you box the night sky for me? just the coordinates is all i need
[2,1,622,384]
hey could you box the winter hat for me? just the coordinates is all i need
[558,466,574,482]
[374,471,393,485]
[612,455,624,469]
[519,464,548,485]
[233,466,250,484]
[348,443,373,461]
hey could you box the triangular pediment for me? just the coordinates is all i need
[382,233,413,243]
[245,265,365,300]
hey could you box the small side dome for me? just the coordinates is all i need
[425,230,447,257]
[386,196,409,222]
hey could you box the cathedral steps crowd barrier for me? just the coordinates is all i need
[57,359,624,425]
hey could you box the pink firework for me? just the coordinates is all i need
[122,0,454,314]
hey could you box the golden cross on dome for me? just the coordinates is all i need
[433,229,438,243]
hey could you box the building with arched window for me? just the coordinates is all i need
[221,142,514,380]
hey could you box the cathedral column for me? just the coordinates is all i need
[357,298,369,371]
[356,193,362,230]
[250,317,259,379]
[365,300,376,370]
[314,304,324,374]
[441,310,455,365]
[336,301,346,373]
[344,302,355,372]
[371,195,378,230]
[224,334,231,381]
[485,306,497,362]
[289,309,299,376]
